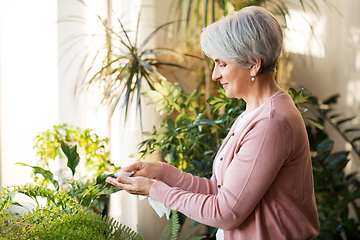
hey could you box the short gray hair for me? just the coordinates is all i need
[200,6,283,74]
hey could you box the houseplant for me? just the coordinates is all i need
[290,88,360,239]
[0,141,141,240]
[32,124,118,213]
[1,141,205,240]
[136,81,360,239]
[64,0,198,127]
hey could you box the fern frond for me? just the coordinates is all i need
[1,208,142,240]
[0,184,79,212]
[136,224,144,240]
[171,210,180,240]
[160,216,172,240]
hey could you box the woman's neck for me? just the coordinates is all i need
[243,74,280,114]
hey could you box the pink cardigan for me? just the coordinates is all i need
[149,89,319,239]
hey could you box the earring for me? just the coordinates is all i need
[251,76,256,81]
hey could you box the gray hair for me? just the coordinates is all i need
[200,6,283,74]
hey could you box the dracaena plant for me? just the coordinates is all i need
[64,0,197,125]
[169,0,335,48]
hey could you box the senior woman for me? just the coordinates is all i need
[106,6,319,240]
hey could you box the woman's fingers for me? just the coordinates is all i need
[121,162,142,173]
[121,161,162,179]
[105,176,154,197]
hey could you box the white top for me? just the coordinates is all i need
[215,106,263,239]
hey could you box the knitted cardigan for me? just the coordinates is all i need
[149,89,319,240]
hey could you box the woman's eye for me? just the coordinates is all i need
[220,63,227,67]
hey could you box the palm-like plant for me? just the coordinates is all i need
[65,1,196,126]
[169,0,334,47]
[166,0,335,105]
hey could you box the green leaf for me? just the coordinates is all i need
[350,188,360,200]
[206,96,227,105]
[324,151,349,172]
[352,136,360,143]
[306,118,324,131]
[329,113,341,119]
[139,59,166,81]
[344,128,360,133]
[192,160,203,171]
[288,88,297,100]
[294,89,312,105]
[96,173,115,185]
[142,90,165,103]
[336,117,356,126]
[61,141,80,176]
[16,162,59,190]
[316,139,334,160]
[323,94,340,105]
[167,118,176,129]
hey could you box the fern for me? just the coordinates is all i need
[160,210,181,240]
[160,216,173,240]
[171,211,181,240]
[1,209,142,240]
[0,184,79,213]
[0,184,142,240]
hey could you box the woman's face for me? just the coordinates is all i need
[212,59,251,99]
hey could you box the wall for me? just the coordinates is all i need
[0,0,60,188]
[288,0,360,169]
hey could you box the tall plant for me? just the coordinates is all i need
[290,88,360,239]
[63,0,196,126]
[168,0,333,47]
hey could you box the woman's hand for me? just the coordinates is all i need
[120,161,162,179]
[105,176,154,197]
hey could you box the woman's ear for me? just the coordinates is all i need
[250,58,261,77]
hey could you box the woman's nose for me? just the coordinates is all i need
[212,66,221,81]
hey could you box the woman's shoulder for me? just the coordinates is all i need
[250,90,303,129]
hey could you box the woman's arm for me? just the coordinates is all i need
[155,162,217,195]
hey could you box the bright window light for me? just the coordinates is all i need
[284,10,325,58]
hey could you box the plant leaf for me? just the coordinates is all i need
[61,141,80,176]
[323,94,340,105]
[316,139,334,161]
[96,173,115,185]
[344,128,360,134]
[15,162,59,190]
[306,118,324,131]
[336,117,356,126]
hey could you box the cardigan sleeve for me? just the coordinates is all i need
[149,117,293,230]
[155,162,218,195]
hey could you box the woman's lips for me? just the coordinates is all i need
[221,82,228,88]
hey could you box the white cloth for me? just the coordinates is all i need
[215,106,262,239]
[114,171,135,178]
[139,180,171,219]
[114,171,171,219]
